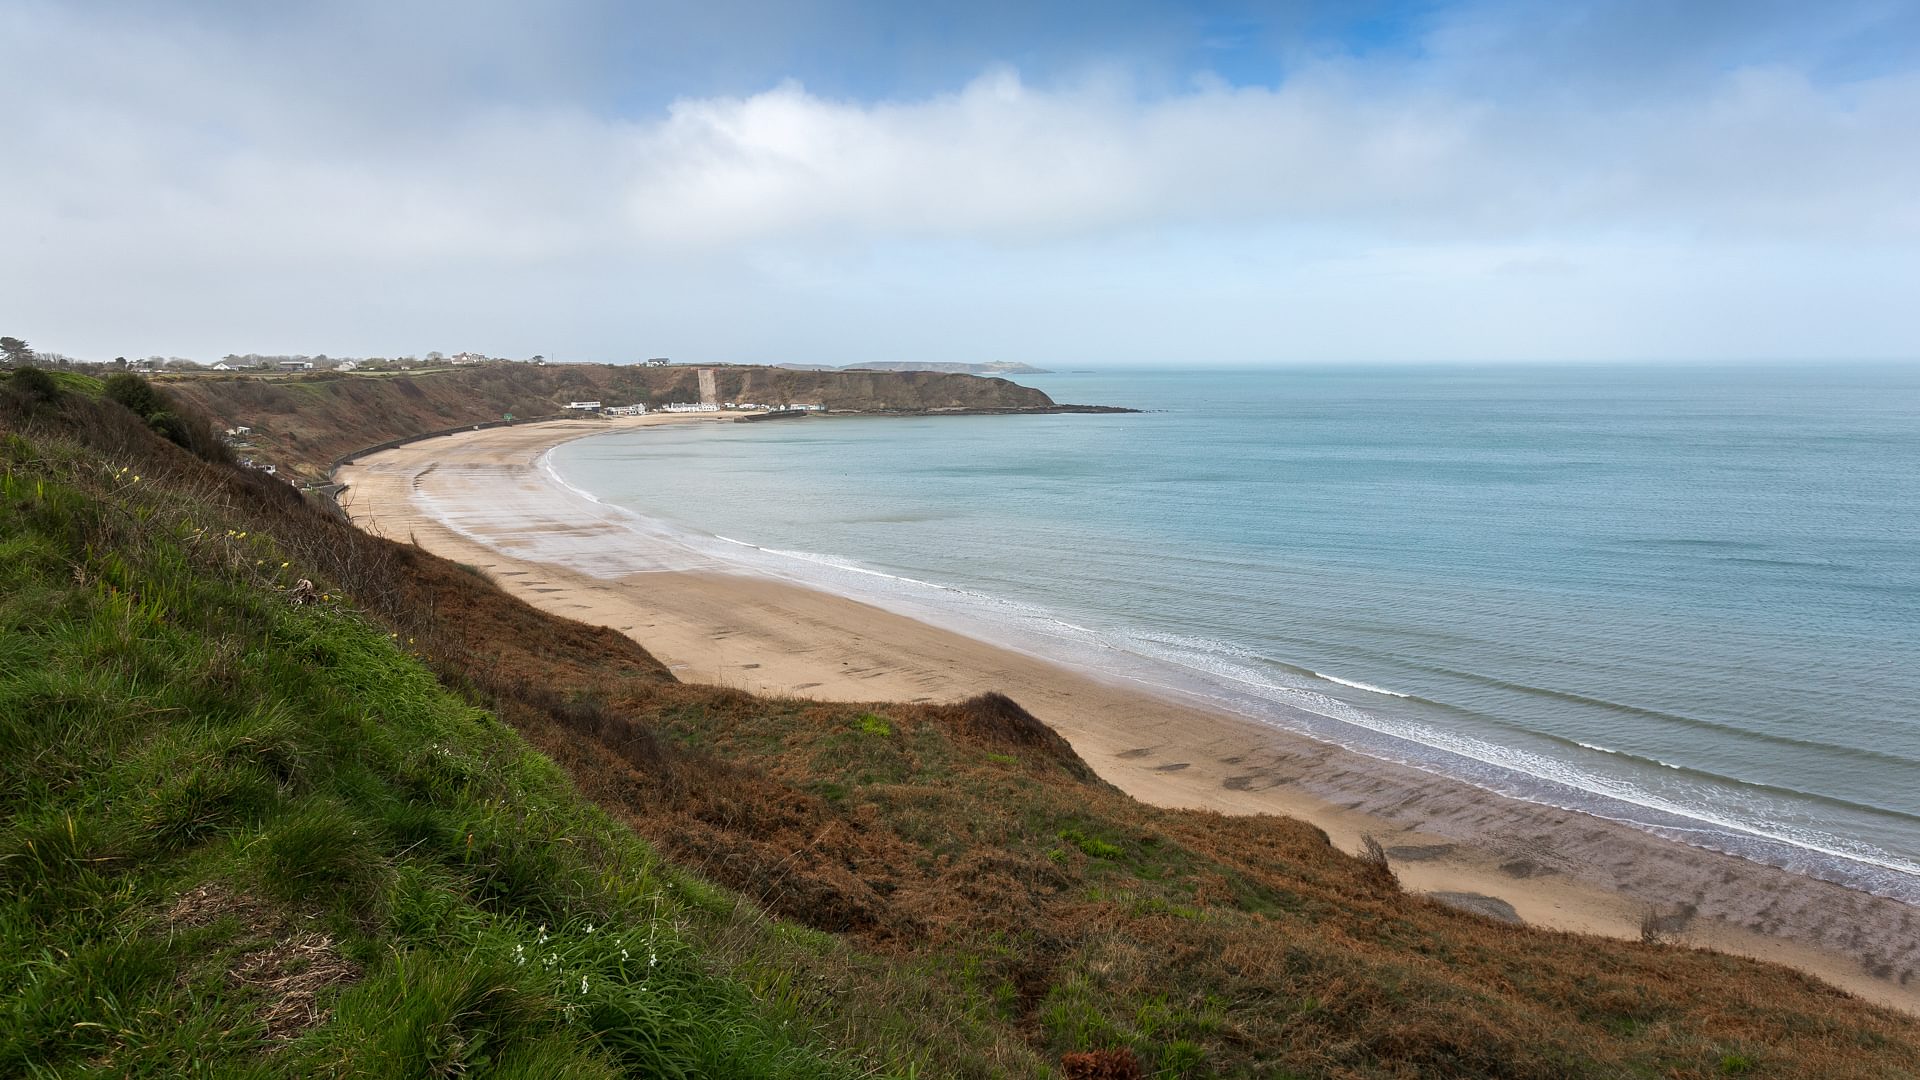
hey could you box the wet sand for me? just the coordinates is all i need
[336,415,1920,1012]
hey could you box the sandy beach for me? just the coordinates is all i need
[336,414,1920,1012]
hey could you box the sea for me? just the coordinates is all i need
[544,366,1920,901]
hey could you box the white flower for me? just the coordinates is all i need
[580,976,589,994]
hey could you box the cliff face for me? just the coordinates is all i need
[159,363,1062,479]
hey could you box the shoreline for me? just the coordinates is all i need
[336,414,1920,1013]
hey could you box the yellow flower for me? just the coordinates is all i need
[280,562,289,568]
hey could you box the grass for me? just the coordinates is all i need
[0,423,869,1077]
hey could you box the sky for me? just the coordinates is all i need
[3,0,1918,366]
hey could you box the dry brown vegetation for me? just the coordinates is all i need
[165,884,360,1042]
[11,369,1920,1077]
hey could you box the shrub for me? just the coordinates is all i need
[5,366,61,405]
[102,372,166,418]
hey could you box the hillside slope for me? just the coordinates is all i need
[0,376,882,1078]
[160,364,1096,480]
[6,367,1920,1079]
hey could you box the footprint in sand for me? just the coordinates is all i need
[1499,859,1552,879]
[1386,844,1456,862]
[1116,748,1156,759]
[1223,771,1299,791]
[1153,762,1191,772]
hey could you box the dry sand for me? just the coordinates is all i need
[336,415,1920,1013]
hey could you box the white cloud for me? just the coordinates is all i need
[2,1,1917,362]
[615,64,1920,250]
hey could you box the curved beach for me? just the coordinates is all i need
[336,415,1920,1012]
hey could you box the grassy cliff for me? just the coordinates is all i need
[0,376,885,1078]
[5,367,1919,1078]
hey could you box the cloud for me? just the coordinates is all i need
[2,0,1917,362]
[618,63,1920,249]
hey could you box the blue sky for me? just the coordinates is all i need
[3,0,1917,364]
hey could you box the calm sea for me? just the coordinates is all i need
[546,367,1920,899]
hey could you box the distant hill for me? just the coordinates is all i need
[159,363,1090,480]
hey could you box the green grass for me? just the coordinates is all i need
[1057,827,1125,861]
[0,437,867,1077]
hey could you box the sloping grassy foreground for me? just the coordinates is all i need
[0,410,867,1075]
[6,367,1920,1079]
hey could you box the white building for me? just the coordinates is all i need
[662,402,720,413]
[565,401,603,412]
[603,404,647,416]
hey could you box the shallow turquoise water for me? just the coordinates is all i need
[549,366,1920,898]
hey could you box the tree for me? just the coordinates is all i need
[0,337,33,367]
